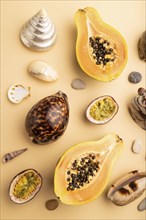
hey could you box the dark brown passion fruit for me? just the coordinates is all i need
[86,95,119,124]
[25,91,69,144]
[9,169,42,204]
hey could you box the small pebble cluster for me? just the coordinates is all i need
[89,36,117,67]
[66,153,100,191]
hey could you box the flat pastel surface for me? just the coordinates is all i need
[1,1,145,220]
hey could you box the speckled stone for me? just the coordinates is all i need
[128,72,142,83]
[71,79,86,90]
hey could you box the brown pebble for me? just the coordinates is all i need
[45,199,59,211]
[71,78,86,90]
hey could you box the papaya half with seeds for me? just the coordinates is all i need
[54,133,124,205]
[75,7,128,82]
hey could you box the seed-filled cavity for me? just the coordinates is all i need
[89,36,117,68]
[66,153,100,191]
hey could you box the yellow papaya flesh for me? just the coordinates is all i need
[75,7,128,82]
[54,133,124,205]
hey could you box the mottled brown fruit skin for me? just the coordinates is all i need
[25,91,69,144]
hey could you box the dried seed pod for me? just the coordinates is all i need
[2,148,28,163]
[8,84,30,104]
[138,30,146,62]
[28,61,59,82]
[107,170,146,206]
[128,88,146,130]
[20,9,57,51]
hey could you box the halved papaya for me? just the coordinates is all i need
[75,7,128,82]
[54,133,124,205]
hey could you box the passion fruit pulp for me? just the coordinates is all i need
[86,95,119,124]
[9,169,42,204]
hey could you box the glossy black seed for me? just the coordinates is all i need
[67,170,70,175]
[67,178,70,182]
[71,173,76,178]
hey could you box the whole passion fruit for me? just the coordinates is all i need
[86,95,119,124]
[25,91,69,144]
[9,169,42,204]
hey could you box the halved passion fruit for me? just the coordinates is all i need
[9,169,42,204]
[86,95,119,124]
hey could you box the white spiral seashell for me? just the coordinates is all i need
[28,60,59,82]
[20,9,57,51]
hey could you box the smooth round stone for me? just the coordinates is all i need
[45,199,59,211]
[71,79,86,90]
[132,139,142,154]
[138,198,146,211]
[128,72,142,83]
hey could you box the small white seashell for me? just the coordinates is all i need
[71,78,86,90]
[3,148,28,163]
[8,84,31,104]
[28,61,59,82]
[132,139,142,154]
[138,198,146,211]
[20,9,57,51]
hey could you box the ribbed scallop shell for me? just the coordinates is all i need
[20,9,57,51]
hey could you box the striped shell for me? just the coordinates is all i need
[129,88,146,130]
[107,170,146,206]
[3,148,28,163]
[20,9,57,51]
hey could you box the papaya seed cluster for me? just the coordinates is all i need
[66,153,100,191]
[89,36,117,67]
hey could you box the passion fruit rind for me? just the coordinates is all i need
[86,95,119,124]
[9,169,43,204]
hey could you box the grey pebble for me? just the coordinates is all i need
[71,78,86,90]
[128,72,142,83]
[138,30,146,62]
[45,199,59,211]
[138,198,146,211]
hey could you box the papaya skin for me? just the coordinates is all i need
[75,7,128,82]
[54,133,124,205]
